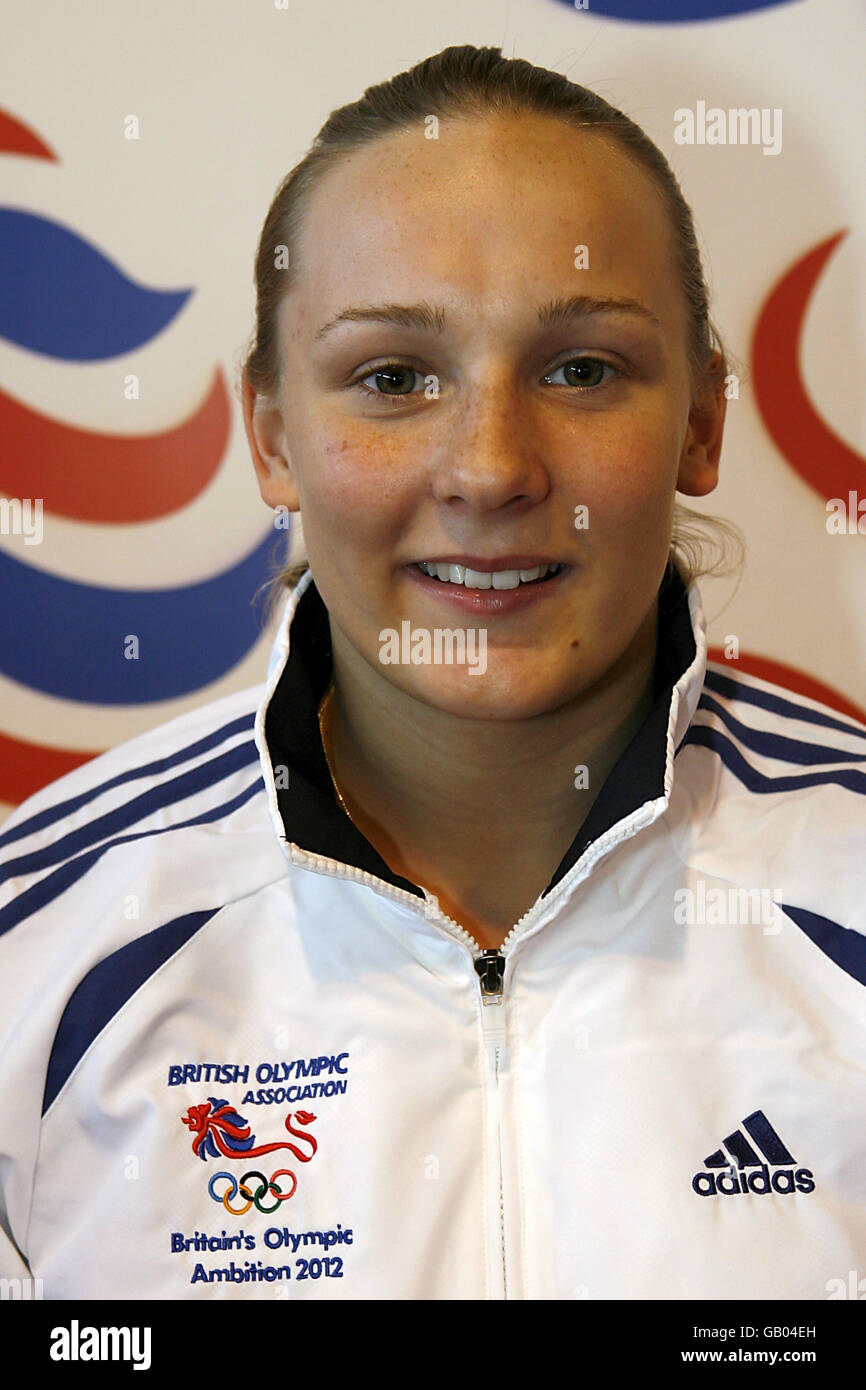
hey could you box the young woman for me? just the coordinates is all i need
[1,45,864,1303]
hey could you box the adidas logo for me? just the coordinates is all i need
[692,1110,815,1196]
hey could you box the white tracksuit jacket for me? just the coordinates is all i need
[1,565,865,1301]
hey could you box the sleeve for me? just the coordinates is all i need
[0,785,84,1289]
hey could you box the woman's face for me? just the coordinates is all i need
[245,111,723,720]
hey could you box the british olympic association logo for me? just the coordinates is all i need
[181,1096,318,1215]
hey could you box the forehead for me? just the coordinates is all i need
[286,111,684,340]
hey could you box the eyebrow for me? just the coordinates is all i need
[313,294,661,341]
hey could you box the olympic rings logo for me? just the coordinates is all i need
[208,1168,298,1214]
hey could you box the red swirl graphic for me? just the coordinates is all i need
[0,367,230,521]
[0,108,57,161]
[0,729,100,807]
[752,231,865,503]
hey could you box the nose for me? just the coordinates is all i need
[430,369,550,512]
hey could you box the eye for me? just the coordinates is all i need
[356,362,423,400]
[543,357,620,390]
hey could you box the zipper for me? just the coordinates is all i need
[285,829,658,1299]
[475,949,508,1299]
[421,904,540,1301]
[474,947,506,1004]
[409,886,517,1299]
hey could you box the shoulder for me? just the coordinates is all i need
[2,681,264,844]
[681,659,866,801]
[0,681,273,945]
[673,660,866,940]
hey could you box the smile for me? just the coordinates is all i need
[415,561,565,590]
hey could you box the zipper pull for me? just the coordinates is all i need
[474,949,506,1005]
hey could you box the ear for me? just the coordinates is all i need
[240,369,301,512]
[676,351,727,498]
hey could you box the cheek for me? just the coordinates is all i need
[564,410,681,538]
[300,430,417,546]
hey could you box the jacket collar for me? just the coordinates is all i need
[256,563,707,902]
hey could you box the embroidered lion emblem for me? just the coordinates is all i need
[181,1096,318,1163]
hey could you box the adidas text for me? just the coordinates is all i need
[692,1163,815,1197]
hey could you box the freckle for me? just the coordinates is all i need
[570,639,580,648]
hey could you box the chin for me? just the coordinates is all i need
[398,666,572,722]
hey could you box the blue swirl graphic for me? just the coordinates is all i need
[0,208,191,359]
[0,530,286,703]
[550,0,795,21]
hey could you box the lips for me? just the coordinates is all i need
[404,557,570,613]
[413,554,561,572]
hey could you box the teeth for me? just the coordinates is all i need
[417,561,561,589]
[464,567,492,589]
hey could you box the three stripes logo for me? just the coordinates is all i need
[692,1110,815,1197]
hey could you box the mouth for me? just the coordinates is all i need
[413,560,567,591]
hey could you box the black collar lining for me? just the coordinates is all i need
[541,565,694,894]
[265,581,425,898]
[264,565,696,904]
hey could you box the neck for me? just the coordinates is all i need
[320,602,661,878]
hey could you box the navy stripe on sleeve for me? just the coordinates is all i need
[0,741,260,883]
[0,777,263,937]
[697,693,866,766]
[704,669,866,742]
[683,725,866,796]
[43,907,222,1114]
[782,903,866,989]
[0,712,256,853]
